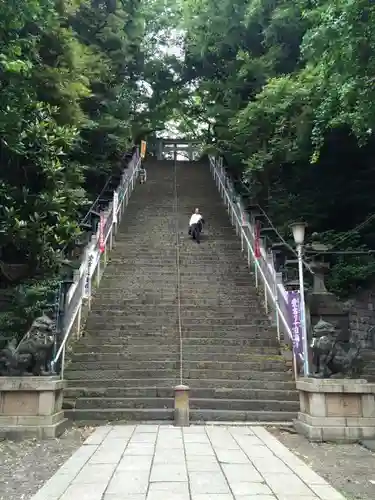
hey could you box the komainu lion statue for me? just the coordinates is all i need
[310,318,367,378]
[0,315,55,376]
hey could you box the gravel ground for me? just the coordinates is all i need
[270,427,375,500]
[0,426,94,500]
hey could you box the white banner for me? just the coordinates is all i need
[113,191,119,224]
[83,248,100,298]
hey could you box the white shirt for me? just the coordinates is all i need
[189,213,202,225]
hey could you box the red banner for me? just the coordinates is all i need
[99,213,105,253]
[254,220,261,258]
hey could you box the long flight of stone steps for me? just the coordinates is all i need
[63,160,298,423]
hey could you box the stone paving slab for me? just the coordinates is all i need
[29,424,348,500]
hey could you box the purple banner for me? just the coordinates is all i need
[287,291,304,362]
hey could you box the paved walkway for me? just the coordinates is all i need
[31,425,346,500]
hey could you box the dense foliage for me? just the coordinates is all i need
[0,0,181,337]
[179,0,375,296]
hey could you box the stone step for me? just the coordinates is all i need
[107,250,177,256]
[106,266,178,271]
[98,279,254,287]
[76,336,279,348]
[69,397,174,410]
[178,289,259,295]
[64,407,297,423]
[115,234,240,243]
[190,398,299,412]
[190,409,297,422]
[96,284,178,292]
[92,292,180,300]
[108,265,178,270]
[87,308,265,318]
[88,303,263,312]
[98,279,178,286]
[65,369,291,381]
[69,397,299,412]
[64,387,298,401]
[66,359,286,372]
[181,319,271,326]
[91,299,261,307]
[116,237,242,244]
[109,257,247,265]
[70,351,281,362]
[112,249,245,256]
[104,273,254,282]
[111,248,243,255]
[81,331,277,342]
[113,257,246,265]
[85,319,272,328]
[65,378,296,390]
[65,408,173,422]
[92,295,259,304]
[93,291,257,300]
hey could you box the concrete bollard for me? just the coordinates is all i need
[174,384,190,427]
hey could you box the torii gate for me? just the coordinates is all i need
[153,138,203,161]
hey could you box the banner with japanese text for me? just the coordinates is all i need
[113,191,118,224]
[83,248,100,298]
[99,213,105,253]
[287,290,304,362]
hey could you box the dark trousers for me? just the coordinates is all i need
[189,222,202,243]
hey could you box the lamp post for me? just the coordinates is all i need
[290,222,309,377]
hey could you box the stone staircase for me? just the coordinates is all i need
[64,160,298,423]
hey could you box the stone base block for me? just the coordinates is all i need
[295,378,375,442]
[0,418,70,440]
[0,376,67,439]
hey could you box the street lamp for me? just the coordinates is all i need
[290,222,310,376]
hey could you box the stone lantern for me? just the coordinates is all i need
[305,234,350,343]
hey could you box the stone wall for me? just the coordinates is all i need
[345,287,375,349]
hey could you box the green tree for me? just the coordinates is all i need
[180,0,375,296]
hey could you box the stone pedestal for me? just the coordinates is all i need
[0,376,68,439]
[295,378,375,442]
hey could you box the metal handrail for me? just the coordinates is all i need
[51,154,141,374]
[221,168,314,275]
[209,156,293,343]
